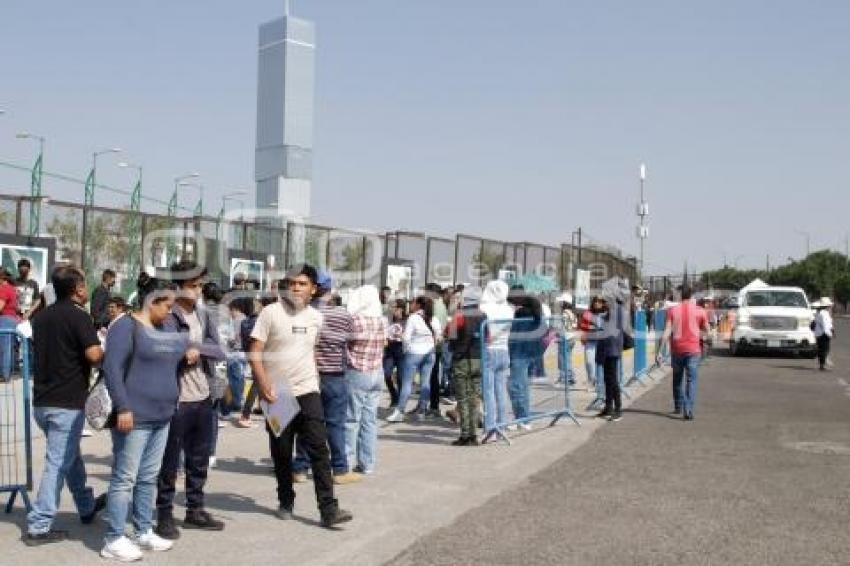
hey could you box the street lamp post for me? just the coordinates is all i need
[82,147,122,277]
[169,173,200,216]
[16,132,45,236]
[217,191,247,242]
[168,173,200,263]
[119,162,143,287]
[636,163,649,283]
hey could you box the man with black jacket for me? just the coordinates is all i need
[446,287,487,446]
[90,269,116,330]
[155,261,227,539]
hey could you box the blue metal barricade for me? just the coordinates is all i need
[0,330,33,513]
[625,310,649,387]
[480,317,580,446]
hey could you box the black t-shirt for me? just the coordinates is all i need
[32,299,101,409]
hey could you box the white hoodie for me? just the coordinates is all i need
[480,280,515,351]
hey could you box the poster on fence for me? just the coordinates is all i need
[230,258,264,290]
[574,268,591,310]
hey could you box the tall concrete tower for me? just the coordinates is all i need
[254,4,315,221]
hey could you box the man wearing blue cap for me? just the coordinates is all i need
[291,271,361,484]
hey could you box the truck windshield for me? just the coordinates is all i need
[743,291,808,308]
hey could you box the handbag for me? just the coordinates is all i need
[85,318,137,430]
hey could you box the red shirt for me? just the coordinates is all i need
[666,301,708,355]
[0,282,18,318]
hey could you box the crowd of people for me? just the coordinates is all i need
[12,256,836,560]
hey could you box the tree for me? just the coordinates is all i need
[472,245,506,283]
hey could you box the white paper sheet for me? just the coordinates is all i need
[260,383,300,438]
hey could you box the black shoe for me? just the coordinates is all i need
[274,506,294,520]
[80,493,107,524]
[608,411,623,422]
[24,530,68,547]
[155,512,181,540]
[321,507,353,528]
[683,413,694,421]
[184,509,225,531]
[451,436,470,446]
[466,436,480,446]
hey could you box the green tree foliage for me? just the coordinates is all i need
[701,251,850,304]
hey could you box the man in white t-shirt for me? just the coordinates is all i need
[248,264,353,529]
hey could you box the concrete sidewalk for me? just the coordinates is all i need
[0,348,666,566]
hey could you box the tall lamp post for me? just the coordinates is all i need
[16,132,45,236]
[82,147,122,278]
[168,173,200,263]
[636,163,649,283]
[217,190,247,240]
[119,162,143,289]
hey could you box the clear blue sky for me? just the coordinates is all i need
[1,0,848,274]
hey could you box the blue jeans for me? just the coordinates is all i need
[27,407,96,535]
[483,348,510,432]
[584,342,604,396]
[0,315,17,379]
[508,356,532,421]
[106,422,170,540]
[222,356,246,416]
[397,351,436,413]
[293,373,349,474]
[345,369,382,472]
[557,339,575,384]
[672,353,700,414]
[440,343,454,394]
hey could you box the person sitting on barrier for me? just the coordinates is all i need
[507,288,544,431]
[594,292,626,422]
[382,299,407,409]
[580,296,606,403]
[479,280,514,440]
[99,277,189,561]
[387,295,442,423]
[25,266,106,547]
[445,287,486,446]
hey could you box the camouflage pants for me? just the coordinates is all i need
[453,358,481,438]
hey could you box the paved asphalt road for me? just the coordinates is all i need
[393,319,850,566]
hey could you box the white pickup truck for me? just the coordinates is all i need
[730,280,817,358]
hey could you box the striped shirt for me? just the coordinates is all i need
[314,304,353,374]
[347,315,387,372]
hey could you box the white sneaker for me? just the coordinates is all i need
[81,428,94,438]
[518,423,533,432]
[209,456,217,468]
[136,529,174,552]
[505,424,518,432]
[385,409,404,423]
[101,536,143,561]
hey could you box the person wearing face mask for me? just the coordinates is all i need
[154,261,227,540]
[247,264,353,528]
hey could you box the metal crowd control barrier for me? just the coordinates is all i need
[625,310,650,387]
[480,317,580,446]
[1,331,33,513]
